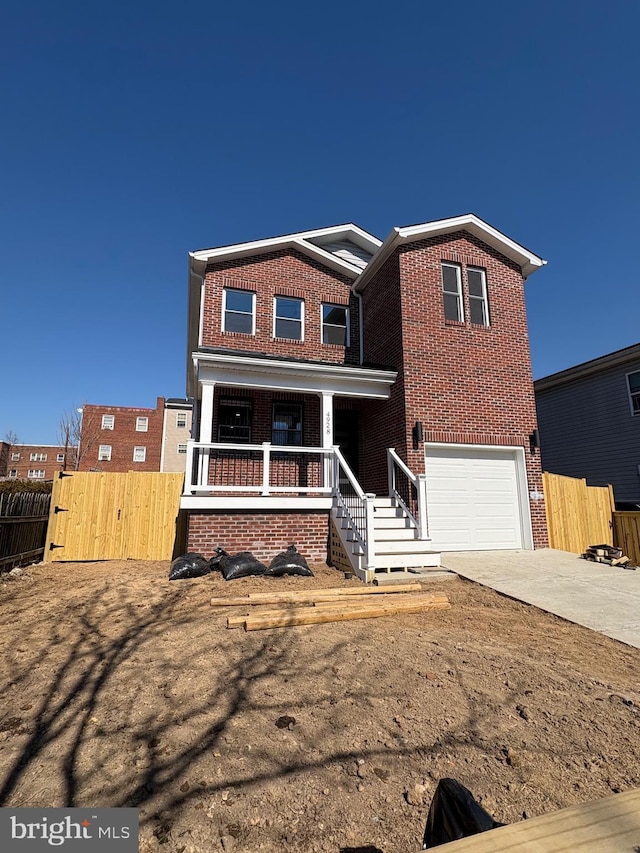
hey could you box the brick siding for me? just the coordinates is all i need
[3,444,77,481]
[78,397,165,472]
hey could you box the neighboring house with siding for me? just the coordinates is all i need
[161,398,193,472]
[182,214,548,581]
[535,343,640,505]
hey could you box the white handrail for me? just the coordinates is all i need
[387,448,429,540]
[333,446,366,499]
[332,445,376,571]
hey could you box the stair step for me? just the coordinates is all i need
[373,506,406,518]
[374,539,435,554]
[373,517,415,529]
[371,528,418,541]
[374,552,441,569]
[372,497,396,508]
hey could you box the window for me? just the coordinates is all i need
[468,267,490,326]
[28,469,45,479]
[136,417,148,432]
[9,470,17,478]
[223,288,255,334]
[133,446,146,463]
[322,304,349,345]
[274,296,304,340]
[272,402,302,446]
[177,443,187,454]
[176,412,187,428]
[30,453,47,462]
[102,414,114,430]
[98,445,112,461]
[628,371,640,415]
[11,452,20,461]
[442,263,464,322]
[57,454,65,463]
[217,399,253,443]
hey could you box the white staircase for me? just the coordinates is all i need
[369,497,441,573]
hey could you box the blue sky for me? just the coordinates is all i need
[2,1,638,444]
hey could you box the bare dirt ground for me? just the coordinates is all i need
[1,560,639,853]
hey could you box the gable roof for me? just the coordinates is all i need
[535,343,640,393]
[352,213,546,292]
[190,224,382,280]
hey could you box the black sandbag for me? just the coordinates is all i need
[264,544,314,577]
[422,778,503,849]
[169,553,212,581]
[220,551,267,581]
[209,547,229,571]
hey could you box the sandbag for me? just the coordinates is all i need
[169,553,212,581]
[220,551,267,581]
[422,778,503,849]
[209,547,229,571]
[264,544,314,577]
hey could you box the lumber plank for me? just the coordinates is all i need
[428,788,640,852]
[243,597,450,631]
[210,582,422,607]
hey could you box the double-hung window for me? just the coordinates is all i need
[136,417,148,432]
[441,263,464,322]
[274,296,303,341]
[627,371,640,415]
[322,304,349,345]
[30,453,47,462]
[98,445,112,462]
[102,414,114,430]
[11,452,20,461]
[133,446,146,463]
[272,402,302,446]
[176,412,187,428]
[57,454,65,463]
[28,469,45,479]
[468,267,490,326]
[223,288,255,334]
[9,469,17,478]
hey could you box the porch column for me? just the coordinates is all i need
[321,392,334,489]
[198,382,215,488]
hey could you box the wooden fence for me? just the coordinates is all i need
[0,490,52,570]
[543,472,614,554]
[612,513,640,567]
[45,471,186,561]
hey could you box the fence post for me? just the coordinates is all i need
[364,493,377,574]
[417,473,429,539]
[261,442,271,496]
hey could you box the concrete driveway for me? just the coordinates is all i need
[440,548,640,649]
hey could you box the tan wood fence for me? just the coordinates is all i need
[45,471,185,561]
[612,513,640,566]
[543,472,614,554]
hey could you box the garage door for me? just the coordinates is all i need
[424,445,526,551]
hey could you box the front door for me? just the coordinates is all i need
[334,409,360,478]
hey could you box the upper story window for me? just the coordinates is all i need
[102,414,114,430]
[136,417,148,432]
[133,446,146,463]
[468,267,490,326]
[274,296,304,341]
[322,304,349,346]
[28,469,45,479]
[217,398,252,443]
[272,402,302,446]
[176,412,187,428]
[177,443,187,454]
[11,452,20,461]
[627,371,640,415]
[223,288,255,334]
[442,263,464,322]
[57,454,65,462]
[30,453,47,462]
[98,445,112,461]
[9,470,17,478]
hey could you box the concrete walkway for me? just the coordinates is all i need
[440,548,640,650]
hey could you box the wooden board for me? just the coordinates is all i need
[210,583,422,607]
[430,788,640,852]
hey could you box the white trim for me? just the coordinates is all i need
[136,416,149,432]
[273,294,305,342]
[133,446,147,463]
[467,266,490,326]
[321,302,350,347]
[441,262,464,323]
[222,287,256,335]
[424,442,534,550]
[101,414,114,430]
[180,495,332,511]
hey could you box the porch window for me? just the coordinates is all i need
[442,262,463,322]
[223,288,255,334]
[218,398,253,443]
[274,296,303,341]
[468,267,490,326]
[272,402,302,446]
[322,304,349,346]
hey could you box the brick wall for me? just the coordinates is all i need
[4,444,77,481]
[202,249,360,364]
[361,231,547,547]
[78,397,165,472]
[187,511,330,563]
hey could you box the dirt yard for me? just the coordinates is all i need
[1,559,639,853]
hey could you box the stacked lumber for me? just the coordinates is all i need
[210,583,450,631]
[582,543,634,567]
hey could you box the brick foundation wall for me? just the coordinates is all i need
[187,511,330,563]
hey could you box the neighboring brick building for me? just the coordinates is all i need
[78,398,165,472]
[182,216,547,580]
[1,444,77,480]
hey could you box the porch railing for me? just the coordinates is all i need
[387,448,429,539]
[184,441,333,495]
[332,446,376,571]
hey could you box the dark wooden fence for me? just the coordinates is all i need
[0,491,52,571]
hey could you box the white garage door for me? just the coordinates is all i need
[424,445,526,551]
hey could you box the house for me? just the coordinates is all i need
[1,444,77,481]
[535,343,640,506]
[161,398,193,472]
[183,215,548,581]
[78,398,165,472]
